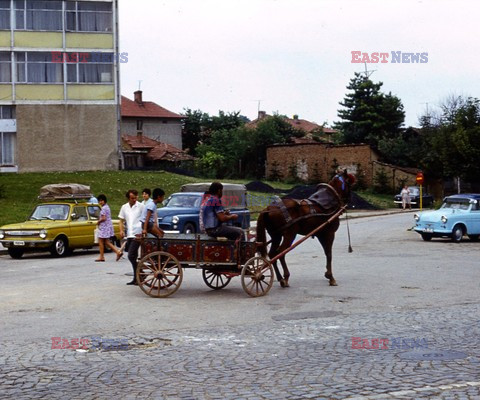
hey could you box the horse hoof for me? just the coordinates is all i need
[329,280,338,286]
[280,279,289,288]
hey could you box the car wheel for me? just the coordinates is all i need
[183,223,195,234]
[8,248,24,259]
[451,225,464,243]
[421,233,432,241]
[468,234,479,242]
[51,237,69,257]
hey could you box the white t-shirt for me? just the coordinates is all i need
[118,201,145,238]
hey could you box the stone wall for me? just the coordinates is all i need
[266,143,379,185]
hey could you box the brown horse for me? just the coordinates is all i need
[256,171,355,287]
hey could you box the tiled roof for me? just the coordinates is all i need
[122,135,195,162]
[121,96,183,119]
[247,112,338,135]
[286,117,321,133]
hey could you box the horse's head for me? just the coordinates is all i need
[328,170,356,204]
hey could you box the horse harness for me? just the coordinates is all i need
[268,184,343,229]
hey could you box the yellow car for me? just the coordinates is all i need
[0,202,120,259]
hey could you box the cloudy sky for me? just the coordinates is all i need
[118,0,479,127]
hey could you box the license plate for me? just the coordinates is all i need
[423,228,433,233]
[13,241,25,246]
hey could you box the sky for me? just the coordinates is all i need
[118,0,480,128]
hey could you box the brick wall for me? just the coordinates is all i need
[266,143,379,186]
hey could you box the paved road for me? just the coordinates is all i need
[0,212,479,399]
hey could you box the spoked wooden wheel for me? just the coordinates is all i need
[136,251,183,298]
[202,269,232,290]
[241,256,274,297]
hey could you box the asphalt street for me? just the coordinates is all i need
[0,211,479,399]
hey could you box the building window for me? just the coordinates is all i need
[0,105,15,119]
[66,1,112,32]
[16,52,63,83]
[0,132,15,165]
[0,0,10,30]
[67,52,113,83]
[136,119,143,131]
[15,0,63,31]
[0,52,11,82]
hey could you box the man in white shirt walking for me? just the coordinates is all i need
[118,189,145,285]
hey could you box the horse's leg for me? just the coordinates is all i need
[275,232,296,287]
[317,230,337,286]
[268,233,284,284]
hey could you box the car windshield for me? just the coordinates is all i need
[165,195,201,208]
[441,200,470,210]
[30,204,70,220]
[408,187,419,195]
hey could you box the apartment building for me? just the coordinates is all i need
[0,0,120,172]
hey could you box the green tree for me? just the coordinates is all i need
[335,73,405,149]
[182,109,248,156]
[419,96,480,182]
[181,108,210,155]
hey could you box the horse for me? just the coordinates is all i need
[256,170,355,288]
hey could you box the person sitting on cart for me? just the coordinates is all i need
[201,182,244,241]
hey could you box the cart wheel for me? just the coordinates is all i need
[202,269,232,290]
[241,256,274,297]
[136,251,183,298]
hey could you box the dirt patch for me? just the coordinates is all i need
[246,182,379,210]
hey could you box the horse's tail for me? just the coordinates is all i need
[256,211,268,257]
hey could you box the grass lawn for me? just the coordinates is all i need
[0,171,393,226]
[0,171,291,226]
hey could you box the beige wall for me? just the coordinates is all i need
[122,118,183,149]
[16,105,118,172]
[266,143,379,185]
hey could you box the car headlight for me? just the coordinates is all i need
[39,229,47,239]
[441,215,448,224]
[172,216,179,224]
[0,230,4,239]
[414,214,420,222]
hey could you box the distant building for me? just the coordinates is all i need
[121,91,183,149]
[247,111,336,143]
[122,133,194,170]
[267,142,380,185]
[0,0,120,173]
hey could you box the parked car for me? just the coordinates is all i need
[394,186,434,208]
[157,183,251,233]
[413,194,480,242]
[0,184,120,258]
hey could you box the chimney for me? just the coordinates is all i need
[258,110,266,120]
[293,114,299,120]
[134,90,143,104]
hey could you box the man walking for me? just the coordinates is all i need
[118,189,145,285]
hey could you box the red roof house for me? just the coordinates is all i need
[121,90,184,149]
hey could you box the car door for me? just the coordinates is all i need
[69,205,96,247]
[468,201,480,234]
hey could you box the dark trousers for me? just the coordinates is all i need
[127,238,141,282]
[206,225,244,240]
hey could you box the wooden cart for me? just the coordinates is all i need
[135,234,274,298]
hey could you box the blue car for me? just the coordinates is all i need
[413,194,480,242]
[157,183,251,234]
